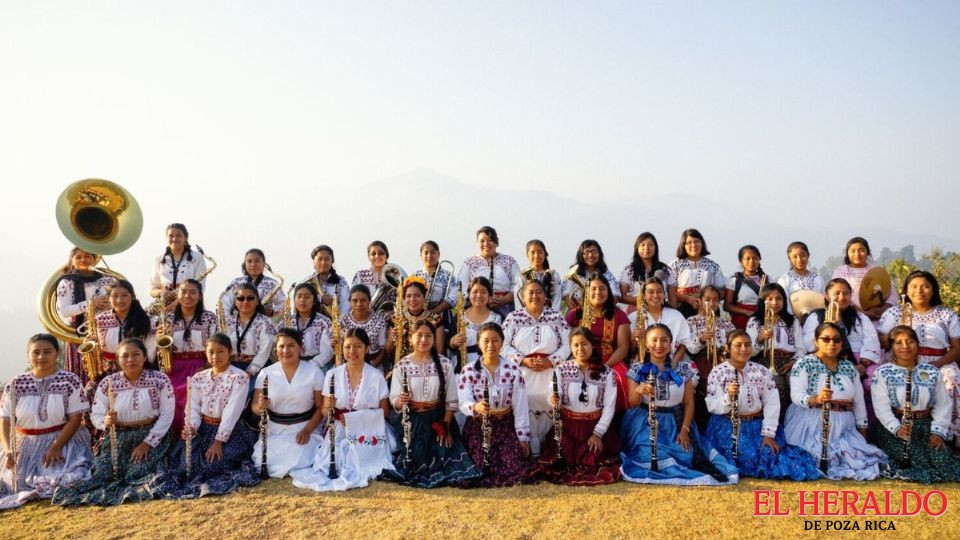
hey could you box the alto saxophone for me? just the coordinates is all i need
[635,298,648,362]
[900,294,913,326]
[193,245,217,282]
[78,299,104,381]
[260,263,285,309]
[216,297,227,333]
[155,292,174,373]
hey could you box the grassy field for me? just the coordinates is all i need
[1,478,956,539]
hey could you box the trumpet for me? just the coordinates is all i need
[764,302,777,374]
[705,304,718,368]
[425,260,455,309]
[78,299,105,381]
[155,292,173,373]
[900,294,913,326]
[824,300,841,324]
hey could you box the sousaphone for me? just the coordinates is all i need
[37,179,142,343]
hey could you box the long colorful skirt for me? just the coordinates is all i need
[0,428,93,510]
[381,407,482,488]
[52,426,173,506]
[620,404,738,486]
[783,404,886,481]
[168,352,208,439]
[872,416,960,483]
[460,412,533,488]
[691,351,714,429]
[150,422,260,499]
[704,415,819,480]
[530,410,621,486]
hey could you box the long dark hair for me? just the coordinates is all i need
[824,278,859,334]
[842,237,871,265]
[814,321,853,361]
[629,232,667,282]
[310,245,342,284]
[241,248,266,285]
[109,279,151,339]
[232,282,265,316]
[749,283,796,327]
[575,272,616,321]
[569,327,604,380]
[163,223,194,263]
[641,323,675,374]
[902,270,942,307]
[174,279,206,325]
[737,245,767,278]
[675,228,711,259]
[526,239,554,301]
[574,239,609,275]
[293,283,324,318]
[473,322,504,372]
[410,319,446,405]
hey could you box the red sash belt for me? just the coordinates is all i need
[16,424,65,436]
[234,355,254,364]
[526,353,550,359]
[561,409,601,421]
[677,286,700,295]
[410,400,442,412]
[918,347,947,357]
[173,351,206,362]
[201,414,222,425]
[493,291,510,297]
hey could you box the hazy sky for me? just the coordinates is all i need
[1,2,958,376]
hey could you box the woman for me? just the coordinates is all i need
[629,278,691,363]
[746,283,805,417]
[565,274,631,411]
[150,333,260,499]
[685,286,736,427]
[383,321,482,487]
[290,283,334,374]
[92,279,156,383]
[385,277,445,375]
[830,237,896,320]
[668,229,726,318]
[352,240,405,310]
[502,280,570,457]
[518,240,563,312]
[290,329,395,491]
[724,245,767,329]
[149,223,208,312]
[307,245,351,316]
[531,328,621,485]
[785,322,886,480]
[225,283,276,381]
[619,232,676,313]
[55,247,116,385]
[619,324,738,485]
[872,326,960,483]
[457,226,521,319]
[448,277,502,370]
[458,323,532,487]
[52,338,175,506]
[776,241,825,315]
[878,270,960,446]
[337,285,388,369]
[155,279,218,438]
[413,240,459,318]
[251,329,325,478]
[704,331,820,480]
[563,240,620,310]
[0,334,92,510]
[803,279,882,370]
[219,249,285,317]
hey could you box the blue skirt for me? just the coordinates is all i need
[150,422,261,499]
[620,405,738,486]
[704,414,820,481]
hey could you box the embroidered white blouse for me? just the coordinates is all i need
[187,365,249,442]
[685,314,737,355]
[1,371,89,429]
[877,305,960,364]
[746,316,805,357]
[150,250,208,292]
[515,268,564,312]
[458,254,521,296]
[339,312,389,354]
[501,308,571,364]
[219,275,286,316]
[94,310,157,359]
[458,310,502,366]
[871,363,951,439]
[706,361,780,438]
[789,355,867,428]
[290,312,334,369]
[563,269,621,303]
[802,310,881,363]
[457,358,531,441]
[554,359,616,437]
[413,268,460,308]
[390,355,459,411]
[93,370,175,447]
[55,273,116,321]
[627,307,691,354]
[667,257,725,292]
[225,313,276,374]
[323,363,389,411]
[154,310,219,354]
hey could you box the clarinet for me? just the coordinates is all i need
[901,366,914,469]
[107,379,119,478]
[647,371,658,472]
[8,380,17,492]
[401,368,413,471]
[259,375,269,479]
[184,376,193,477]
[730,373,740,460]
[327,375,338,479]
[819,369,831,474]
[552,370,564,465]
[481,375,491,471]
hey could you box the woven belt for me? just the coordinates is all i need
[738,411,764,422]
[173,351,206,362]
[410,400,442,412]
[825,401,854,412]
[561,408,601,421]
[918,347,947,357]
[487,407,512,418]
[235,354,254,364]
[16,424,65,436]
[894,408,931,419]
[268,407,317,425]
[115,417,158,431]
[201,414,222,425]
[677,286,700,295]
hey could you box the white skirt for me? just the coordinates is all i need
[784,404,887,480]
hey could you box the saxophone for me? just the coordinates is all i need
[260,263,285,309]
[455,291,468,366]
[647,370,659,472]
[78,300,104,380]
[155,292,174,373]
[392,281,407,370]
[635,298,648,362]
[900,294,913,326]
[580,298,596,329]
[330,284,342,366]
[216,297,227,333]
[705,305,718,368]
[193,244,217,282]
[764,303,777,374]
[901,366,914,468]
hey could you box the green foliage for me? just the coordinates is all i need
[886,248,960,313]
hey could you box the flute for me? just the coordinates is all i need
[401,367,413,471]
[327,375,338,479]
[481,375,491,471]
[730,373,740,460]
[8,380,17,492]
[259,375,269,479]
[647,371,658,472]
[107,379,119,478]
[819,370,831,474]
[184,376,193,477]
[551,370,563,465]
[901,366,914,469]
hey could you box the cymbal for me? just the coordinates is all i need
[790,290,825,317]
[859,267,892,310]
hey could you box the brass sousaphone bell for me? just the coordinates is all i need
[37,179,143,344]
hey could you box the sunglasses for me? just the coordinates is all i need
[817,337,842,344]
[235,296,257,302]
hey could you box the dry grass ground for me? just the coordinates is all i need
[1,478,956,539]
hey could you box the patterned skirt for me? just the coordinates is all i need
[530,411,621,486]
[460,412,533,488]
[381,407,482,488]
[168,353,209,439]
[149,422,260,499]
[784,404,887,481]
[0,428,93,510]
[872,416,960,484]
[620,405,739,486]
[52,426,173,506]
[704,415,819,481]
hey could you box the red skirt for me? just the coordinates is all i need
[530,410,621,486]
[730,304,756,330]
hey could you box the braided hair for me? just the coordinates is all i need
[108,279,152,339]
[174,279,206,326]
[410,319,446,405]
[569,327,604,380]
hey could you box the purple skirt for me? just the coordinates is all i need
[168,352,208,438]
[461,412,533,488]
